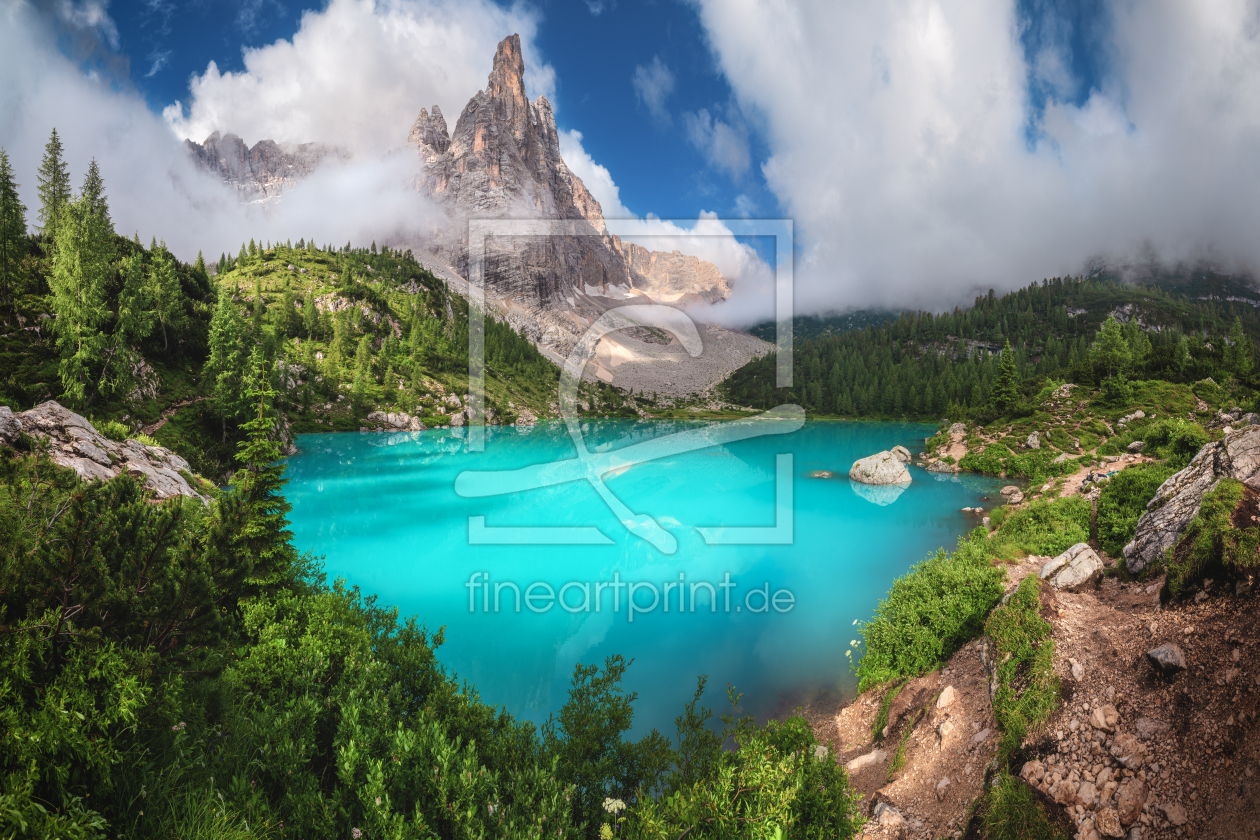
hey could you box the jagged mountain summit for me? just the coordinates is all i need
[184,34,764,394]
[184,131,345,203]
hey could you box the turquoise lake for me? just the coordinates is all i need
[284,419,1004,737]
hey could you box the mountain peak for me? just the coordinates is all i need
[486,34,530,145]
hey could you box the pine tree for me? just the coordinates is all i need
[279,285,299,336]
[252,276,265,333]
[36,128,71,243]
[148,243,184,351]
[204,288,250,442]
[991,339,1019,413]
[48,166,115,404]
[1174,334,1191,375]
[231,346,296,582]
[303,291,318,339]
[1227,316,1254,379]
[94,250,153,402]
[351,335,372,411]
[192,251,209,284]
[1092,317,1132,381]
[0,148,27,306]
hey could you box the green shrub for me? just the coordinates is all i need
[872,678,909,742]
[95,418,132,442]
[1101,374,1134,405]
[1076,430,1101,451]
[1193,377,1223,406]
[1096,463,1178,557]
[1167,478,1260,595]
[133,432,161,447]
[1046,428,1076,452]
[854,533,1006,691]
[994,498,1091,557]
[979,771,1068,840]
[1140,418,1209,470]
[959,443,1011,475]
[984,576,1059,759]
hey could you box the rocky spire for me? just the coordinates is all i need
[486,34,531,146]
[407,106,450,155]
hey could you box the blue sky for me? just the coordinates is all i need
[106,0,773,222]
[11,0,1260,315]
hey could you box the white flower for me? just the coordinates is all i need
[845,650,851,657]
[602,797,626,814]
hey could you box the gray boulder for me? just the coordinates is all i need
[0,406,21,445]
[890,444,912,463]
[1127,440,1145,453]
[1026,431,1040,449]
[367,410,426,432]
[1123,426,1260,574]
[1147,643,1187,673]
[1040,542,1103,590]
[849,451,912,485]
[949,422,966,435]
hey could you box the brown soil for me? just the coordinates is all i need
[802,557,1260,840]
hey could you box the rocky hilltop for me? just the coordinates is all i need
[185,131,344,203]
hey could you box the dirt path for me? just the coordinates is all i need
[141,397,206,436]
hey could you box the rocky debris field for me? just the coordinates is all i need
[1,401,210,501]
[804,549,1259,840]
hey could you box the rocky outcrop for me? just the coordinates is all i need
[13,401,207,501]
[891,445,912,463]
[614,242,730,304]
[1123,426,1260,574]
[366,410,426,432]
[849,451,912,485]
[1039,542,1103,590]
[0,406,20,445]
[185,132,345,202]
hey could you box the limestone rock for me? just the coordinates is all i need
[366,410,426,432]
[1133,718,1169,739]
[1095,807,1125,837]
[1109,733,1145,769]
[926,460,957,473]
[1026,431,1040,449]
[1158,802,1187,826]
[185,131,345,201]
[844,749,886,774]
[1090,704,1119,732]
[1146,643,1187,674]
[949,422,966,435]
[1041,543,1103,590]
[1021,759,1045,783]
[1124,425,1260,574]
[1053,452,1070,464]
[1115,779,1146,825]
[0,406,21,445]
[1127,440,1145,453]
[891,444,912,463]
[937,685,957,708]
[849,451,911,485]
[14,401,207,502]
[873,802,904,828]
[1077,780,1099,809]
[935,777,951,800]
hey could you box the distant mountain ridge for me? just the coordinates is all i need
[184,132,346,203]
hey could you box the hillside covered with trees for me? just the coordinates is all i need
[723,272,1260,421]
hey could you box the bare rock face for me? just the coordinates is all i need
[15,401,207,502]
[849,451,912,485]
[1123,426,1260,574]
[366,410,426,432]
[409,34,732,361]
[185,131,344,202]
[0,406,20,445]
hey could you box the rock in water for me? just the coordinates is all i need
[891,444,911,463]
[849,451,912,485]
[1124,426,1260,574]
[1147,643,1187,673]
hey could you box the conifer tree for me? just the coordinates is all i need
[1174,334,1191,376]
[36,128,70,243]
[148,243,184,351]
[382,363,396,403]
[252,276,264,333]
[351,335,371,411]
[0,148,26,305]
[279,285,299,336]
[238,242,247,263]
[204,288,250,441]
[1091,316,1132,381]
[94,250,153,402]
[302,291,318,339]
[231,346,296,580]
[193,251,209,284]
[48,164,115,403]
[1227,316,1254,379]
[991,339,1019,413]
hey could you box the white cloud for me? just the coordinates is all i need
[54,0,118,49]
[558,128,773,326]
[0,0,444,262]
[632,56,676,128]
[691,0,1260,314]
[164,0,555,156]
[681,107,751,180]
[558,128,634,219]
